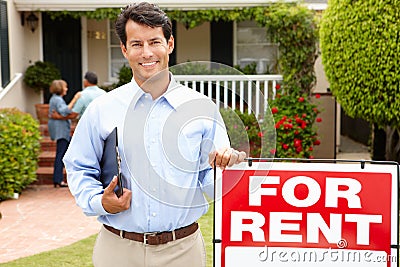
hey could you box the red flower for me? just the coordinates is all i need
[302,113,307,118]
[294,139,302,147]
[309,155,315,159]
[284,123,293,129]
[271,107,278,114]
[313,108,319,113]
[270,149,276,155]
[257,132,264,137]
[282,144,289,150]
[316,117,322,123]
[313,140,321,146]
[296,146,302,153]
[315,94,321,99]
[276,84,281,90]
[294,130,299,135]
[298,97,305,102]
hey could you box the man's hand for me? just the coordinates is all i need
[209,147,246,170]
[101,176,132,214]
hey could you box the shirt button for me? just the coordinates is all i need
[152,188,156,192]
[152,212,157,217]
[140,103,144,108]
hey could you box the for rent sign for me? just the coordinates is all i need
[214,162,398,267]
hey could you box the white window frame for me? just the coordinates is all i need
[108,19,128,83]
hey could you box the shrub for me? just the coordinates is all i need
[264,85,322,159]
[114,64,132,88]
[23,61,61,93]
[320,1,400,129]
[220,109,267,158]
[0,108,41,200]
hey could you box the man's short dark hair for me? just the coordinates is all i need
[84,71,98,85]
[115,2,172,48]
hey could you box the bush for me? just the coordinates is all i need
[320,1,400,128]
[23,61,61,93]
[114,64,132,88]
[0,108,41,200]
[265,85,322,159]
[220,109,264,157]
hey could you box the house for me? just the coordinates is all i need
[1,0,336,158]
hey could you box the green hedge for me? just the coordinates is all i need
[320,1,400,128]
[0,108,41,200]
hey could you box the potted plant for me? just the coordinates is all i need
[23,61,61,124]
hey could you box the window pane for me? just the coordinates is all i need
[110,48,127,78]
[236,21,278,74]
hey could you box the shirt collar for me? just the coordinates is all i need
[129,73,186,110]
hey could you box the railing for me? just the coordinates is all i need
[0,73,23,101]
[174,74,283,118]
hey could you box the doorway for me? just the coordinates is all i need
[42,13,82,104]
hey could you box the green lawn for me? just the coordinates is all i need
[0,205,215,267]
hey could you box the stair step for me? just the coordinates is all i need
[40,137,56,152]
[38,151,56,167]
[34,167,66,185]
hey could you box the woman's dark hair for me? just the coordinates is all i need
[115,2,172,47]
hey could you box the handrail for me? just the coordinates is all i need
[174,74,283,118]
[0,73,23,101]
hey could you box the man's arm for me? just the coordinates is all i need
[51,110,79,120]
[68,91,81,110]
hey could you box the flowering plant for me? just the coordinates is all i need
[263,84,322,159]
[220,109,262,157]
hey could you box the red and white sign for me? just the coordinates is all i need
[214,162,398,267]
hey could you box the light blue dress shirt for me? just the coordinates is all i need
[63,76,230,233]
[72,85,106,117]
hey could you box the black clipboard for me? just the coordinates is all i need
[100,127,123,197]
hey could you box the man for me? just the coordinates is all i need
[63,3,246,267]
[52,71,105,120]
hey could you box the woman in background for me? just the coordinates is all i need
[48,80,80,187]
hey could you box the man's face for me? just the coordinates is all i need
[121,20,174,87]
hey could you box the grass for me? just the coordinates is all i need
[0,204,215,267]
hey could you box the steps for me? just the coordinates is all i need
[34,123,76,185]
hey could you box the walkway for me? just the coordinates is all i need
[0,185,100,263]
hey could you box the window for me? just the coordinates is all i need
[235,21,278,74]
[0,1,10,88]
[108,20,128,81]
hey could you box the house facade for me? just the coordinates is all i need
[0,0,336,157]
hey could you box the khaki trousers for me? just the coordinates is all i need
[93,225,206,267]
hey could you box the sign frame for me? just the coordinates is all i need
[213,159,399,267]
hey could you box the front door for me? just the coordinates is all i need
[42,13,82,104]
